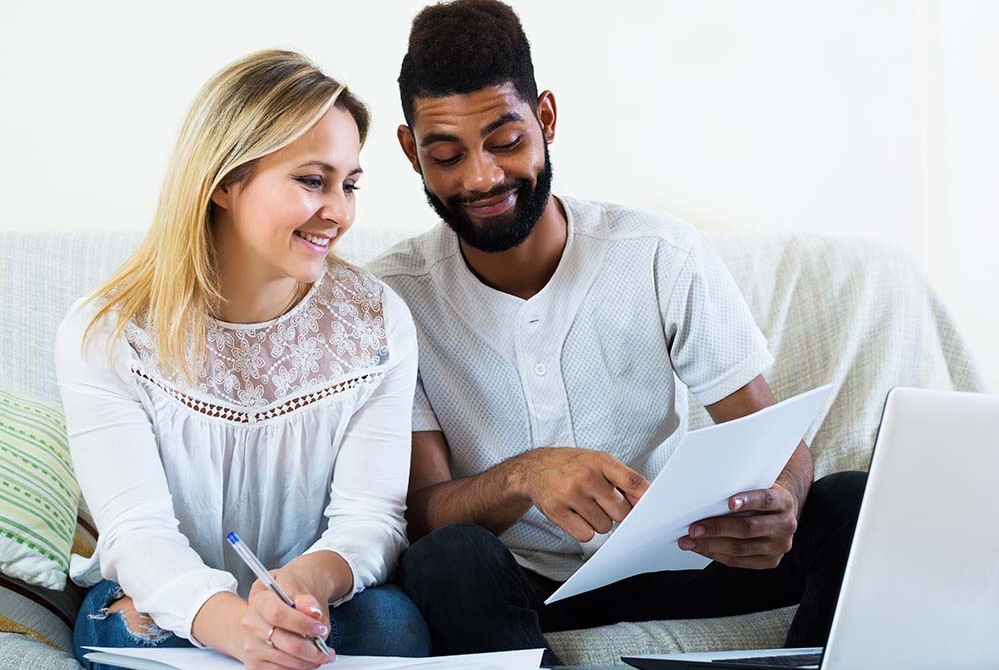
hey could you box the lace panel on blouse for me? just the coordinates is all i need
[126,263,389,423]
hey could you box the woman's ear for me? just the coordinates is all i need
[210,183,232,210]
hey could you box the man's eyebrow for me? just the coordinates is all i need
[419,132,460,148]
[297,160,363,176]
[481,112,524,137]
[419,111,526,148]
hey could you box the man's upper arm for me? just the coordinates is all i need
[410,430,452,494]
[659,233,774,407]
[704,375,776,424]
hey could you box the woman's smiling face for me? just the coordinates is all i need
[211,106,363,288]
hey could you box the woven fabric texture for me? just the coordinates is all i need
[0,632,81,670]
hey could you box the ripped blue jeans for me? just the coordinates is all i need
[73,579,430,669]
[72,581,194,670]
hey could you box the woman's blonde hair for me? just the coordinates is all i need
[85,49,369,380]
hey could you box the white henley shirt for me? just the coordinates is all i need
[370,196,773,581]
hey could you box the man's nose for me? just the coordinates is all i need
[462,152,503,194]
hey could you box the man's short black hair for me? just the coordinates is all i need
[398,0,539,126]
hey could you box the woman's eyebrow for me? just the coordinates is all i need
[296,160,363,176]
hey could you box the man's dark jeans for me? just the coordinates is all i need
[396,470,867,667]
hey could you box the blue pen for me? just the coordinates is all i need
[226,531,333,656]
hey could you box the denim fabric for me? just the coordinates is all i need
[397,471,868,666]
[73,581,429,669]
[328,584,430,657]
[73,580,193,670]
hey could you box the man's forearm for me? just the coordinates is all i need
[406,454,534,541]
[775,441,814,519]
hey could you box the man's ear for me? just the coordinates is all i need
[210,183,232,210]
[537,90,557,145]
[397,124,423,175]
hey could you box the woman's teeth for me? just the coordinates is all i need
[297,231,330,247]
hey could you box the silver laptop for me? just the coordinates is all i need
[622,387,999,670]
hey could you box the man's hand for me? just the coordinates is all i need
[405,432,650,542]
[677,481,798,569]
[517,447,650,542]
[691,376,814,569]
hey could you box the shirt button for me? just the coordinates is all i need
[534,363,548,376]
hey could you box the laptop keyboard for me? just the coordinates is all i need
[711,652,822,668]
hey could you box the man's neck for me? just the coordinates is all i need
[458,196,568,300]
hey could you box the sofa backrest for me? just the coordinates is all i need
[0,228,414,402]
[684,232,983,477]
[0,228,984,478]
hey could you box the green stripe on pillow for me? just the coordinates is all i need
[0,460,78,520]
[0,449,78,527]
[0,387,80,591]
[0,424,76,485]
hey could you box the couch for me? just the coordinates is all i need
[0,227,985,669]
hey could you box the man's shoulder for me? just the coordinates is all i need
[561,196,699,255]
[367,223,457,281]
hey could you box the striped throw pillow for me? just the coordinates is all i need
[0,386,79,590]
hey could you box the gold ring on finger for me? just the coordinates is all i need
[265,626,276,648]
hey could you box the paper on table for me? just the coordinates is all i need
[544,384,833,605]
[84,646,544,670]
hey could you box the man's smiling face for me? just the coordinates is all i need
[399,82,555,253]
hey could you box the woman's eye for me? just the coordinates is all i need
[343,181,361,193]
[296,176,323,190]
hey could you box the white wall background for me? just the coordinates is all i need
[2,0,996,388]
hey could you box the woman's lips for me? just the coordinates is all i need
[294,230,333,253]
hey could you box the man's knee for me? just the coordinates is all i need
[399,524,509,593]
[809,470,867,518]
[796,470,868,558]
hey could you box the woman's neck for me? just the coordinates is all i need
[215,275,306,324]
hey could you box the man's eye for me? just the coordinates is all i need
[495,137,521,151]
[431,154,462,167]
[296,176,323,189]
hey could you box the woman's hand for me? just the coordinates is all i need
[242,569,334,670]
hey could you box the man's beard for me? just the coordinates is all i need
[422,144,553,254]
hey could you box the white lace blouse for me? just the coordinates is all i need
[55,261,416,642]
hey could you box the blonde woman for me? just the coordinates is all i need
[56,50,430,670]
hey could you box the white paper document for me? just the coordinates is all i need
[544,384,833,604]
[84,646,544,670]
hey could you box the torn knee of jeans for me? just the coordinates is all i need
[114,609,173,643]
[96,594,174,643]
[87,586,127,622]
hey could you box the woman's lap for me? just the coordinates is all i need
[73,580,193,670]
[73,580,429,668]
[329,583,430,656]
